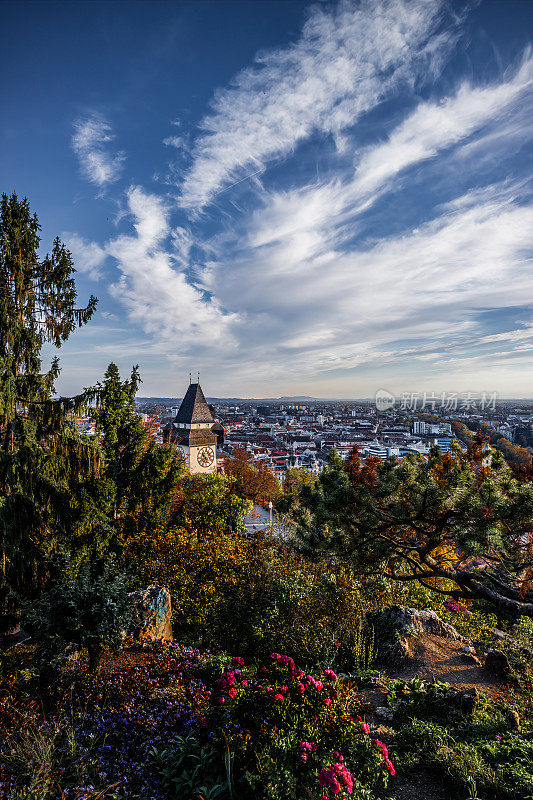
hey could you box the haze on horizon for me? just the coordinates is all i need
[2,0,532,399]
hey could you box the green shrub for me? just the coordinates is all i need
[22,556,132,673]
[131,531,373,671]
[246,569,372,671]
[390,679,532,800]
[394,719,450,767]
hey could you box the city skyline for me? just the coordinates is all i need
[2,0,532,398]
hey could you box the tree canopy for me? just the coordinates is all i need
[223,447,281,505]
[0,193,98,630]
[292,441,533,617]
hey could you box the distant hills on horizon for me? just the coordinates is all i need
[136,396,533,406]
[136,395,370,405]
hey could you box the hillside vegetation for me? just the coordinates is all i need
[0,194,532,799]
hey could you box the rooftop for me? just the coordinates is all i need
[175,383,214,424]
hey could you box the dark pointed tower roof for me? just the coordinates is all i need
[175,383,214,424]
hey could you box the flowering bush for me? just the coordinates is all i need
[209,653,393,800]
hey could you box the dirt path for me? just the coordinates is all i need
[361,633,516,800]
[383,633,513,701]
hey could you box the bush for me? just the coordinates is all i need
[128,530,374,671]
[203,654,391,799]
[390,678,533,800]
[22,556,132,673]
[153,731,231,800]
[246,568,375,673]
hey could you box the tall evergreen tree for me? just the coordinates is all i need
[86,362,187,552]
[0,192,97,631]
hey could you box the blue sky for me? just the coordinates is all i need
[1,0,532,398]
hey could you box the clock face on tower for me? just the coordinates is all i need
[197,446,215,468]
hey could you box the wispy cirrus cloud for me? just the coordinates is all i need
[72,115,125,187]
[247,52,533,252]
[178,0,467,211]
[62,1,533,396]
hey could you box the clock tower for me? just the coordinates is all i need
[169,380,217,474]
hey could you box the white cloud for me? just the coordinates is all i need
[179,0,463,211]
[61,8,533,397]
[352,52,533,197]
[199,179,533,391]
[72,115,125,187]
[93,187,238,349]
[63,233,107,280]
[246,53,533,252]
[163,135,187,150]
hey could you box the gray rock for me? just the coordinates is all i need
[504,708,521,732]
[389,636,413,664]
[375,706,394,722]
[485,648,511,678]
[129,585,172,643]
[376,605,468,642]
[452,687,479,714]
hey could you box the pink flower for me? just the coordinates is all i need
[323,698,332,707]
[228,688,237,699]
[265,686,273,693]
[324,669,338,681]
[217,697,225,704]
[385,759,395,776]
[274,693,284,704]
[270,653,282,661]
[319,762,353,796]
[279,685,289,693]
[218,672,235,688]
[295,683,305,693]
[360,723,370,735]
[231,656,245,667]
[315,681,324,691]
[241,680,248,687]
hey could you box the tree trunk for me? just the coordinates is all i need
[87,642,105,672]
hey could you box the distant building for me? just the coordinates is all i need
[168,381,218,474]
[434,437,453,454]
